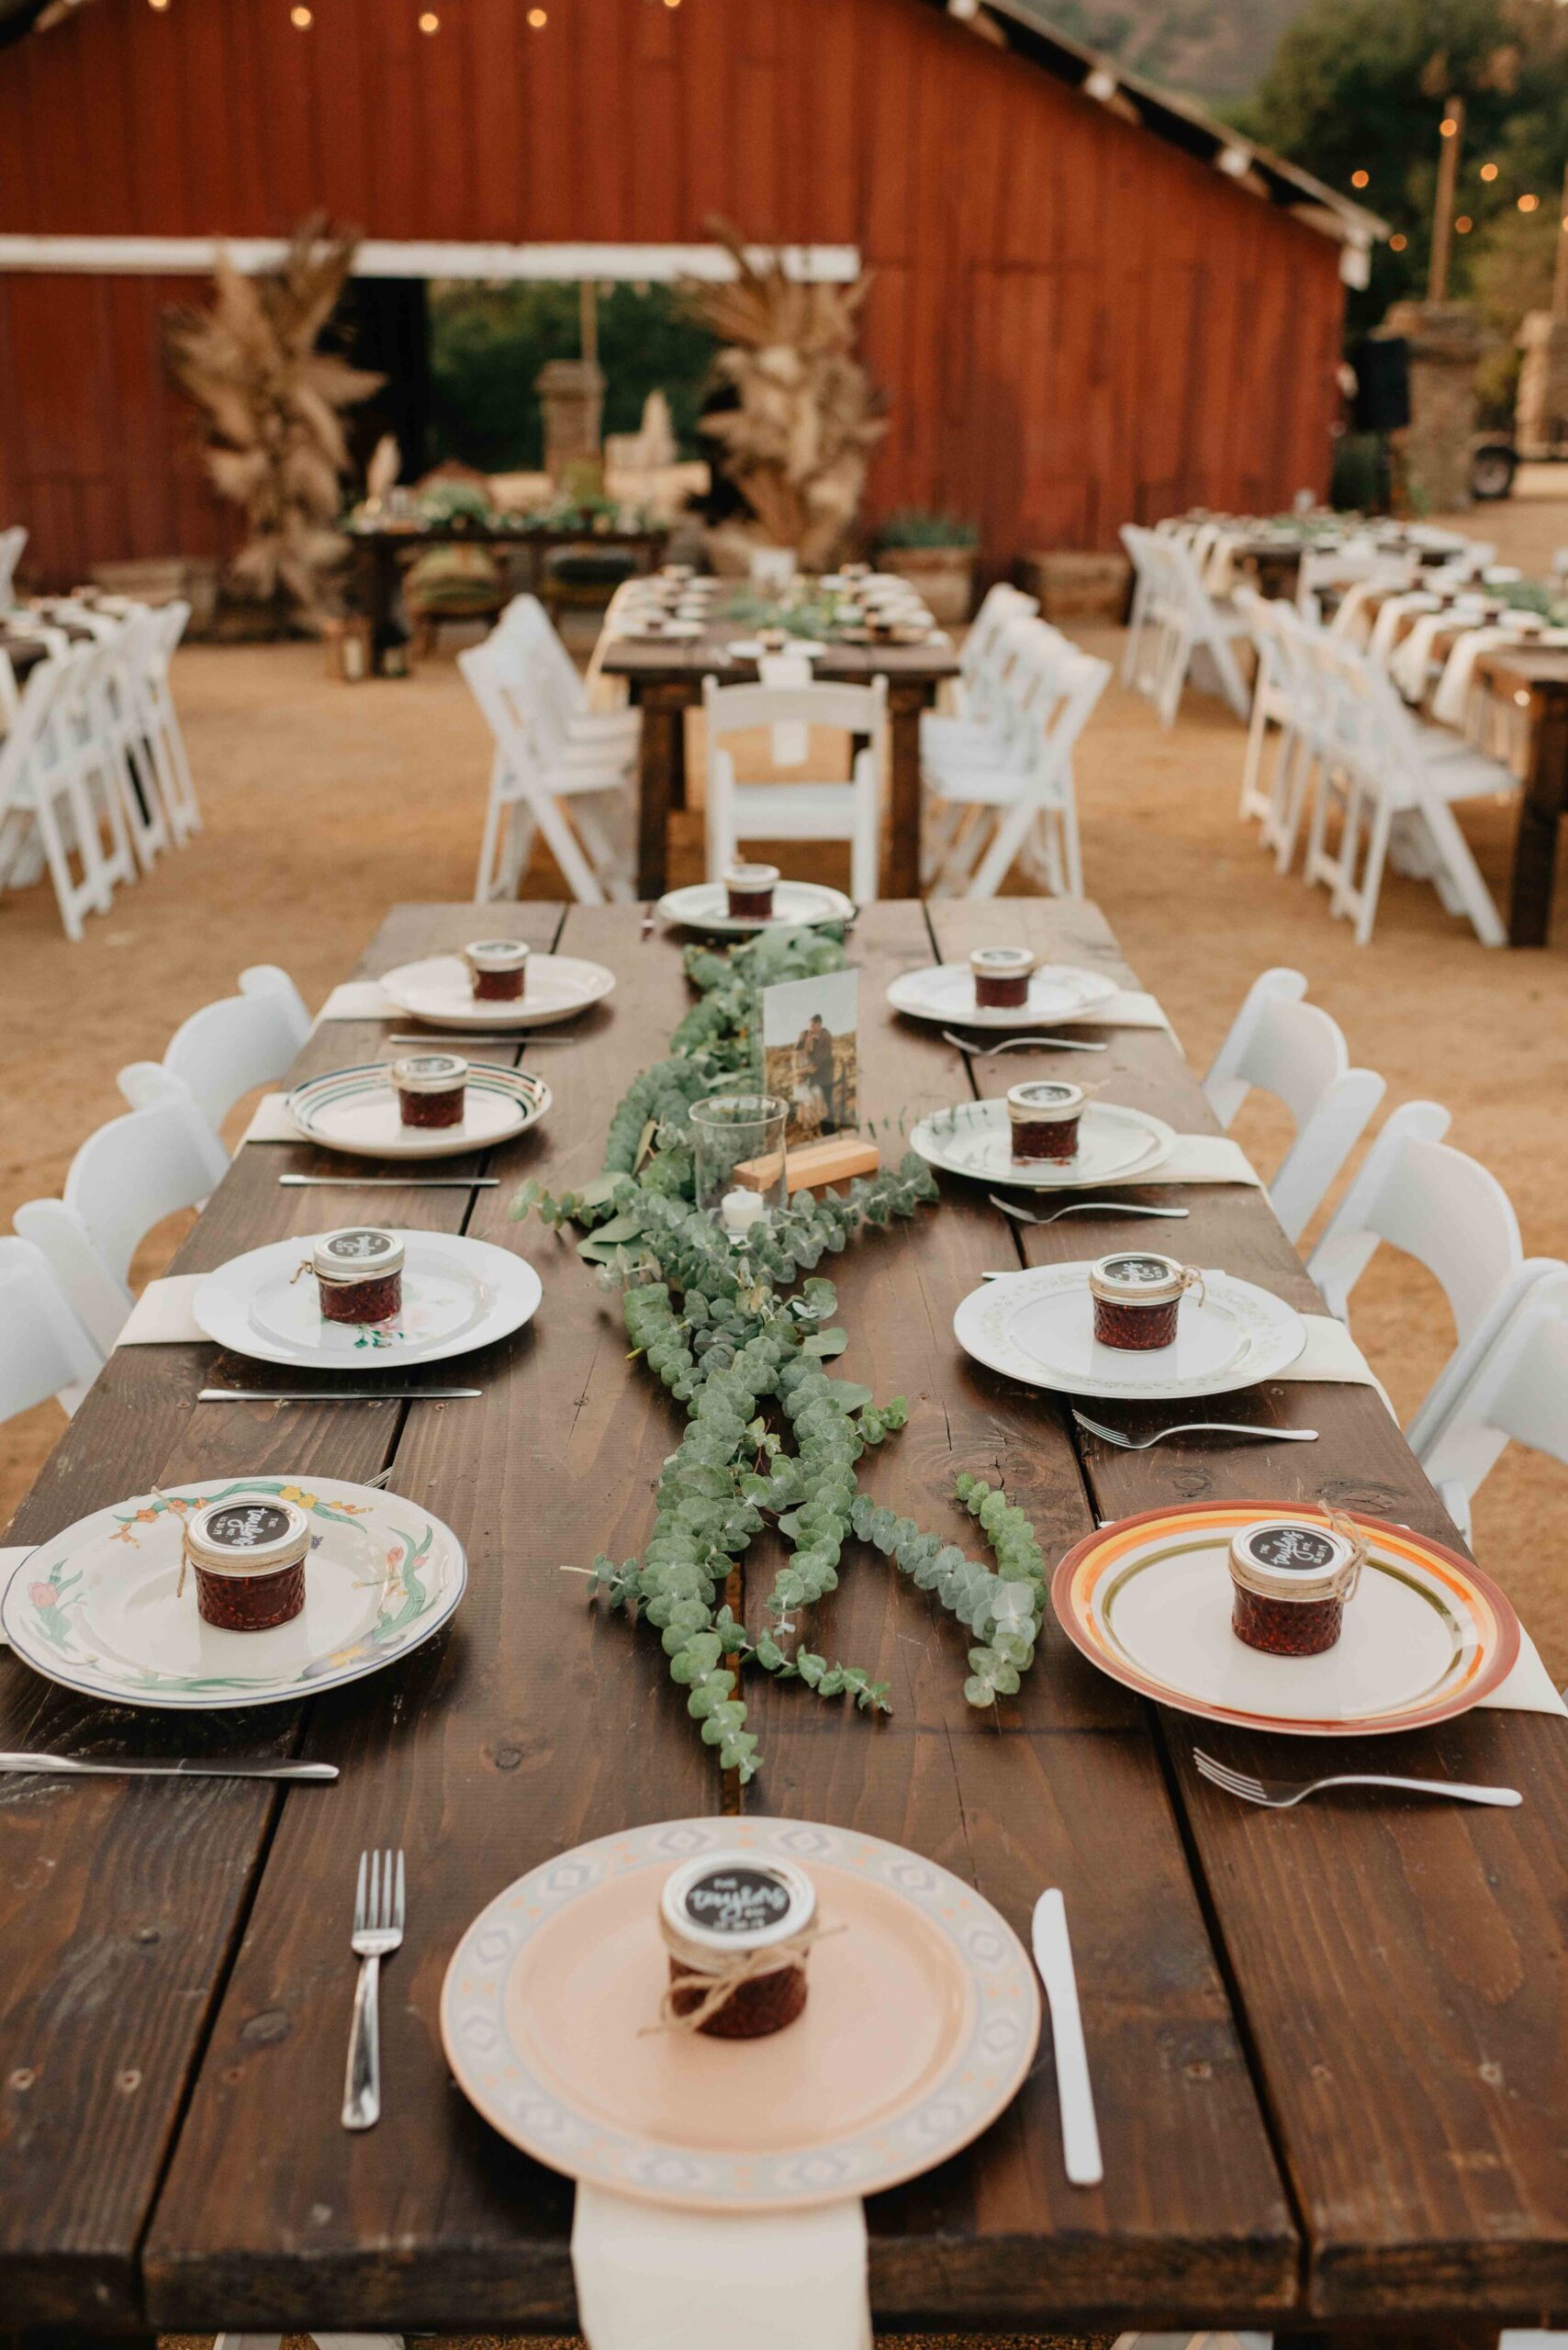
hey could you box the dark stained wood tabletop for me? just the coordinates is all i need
[2,901,1564,2341]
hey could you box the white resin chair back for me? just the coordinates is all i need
[140,599,201,843]
[118,965,312,1136]
[1306,1099,1523,1387]
[0,525,26,609]
[956,583,1039,722]
[0,1235,104,1422]
[702,673,887,902]
[461,636,633,905]
[1202,968,1385,1244]
[0,647,126,940]
[924,638,1107,899]
[1411,1261,1568,1540]
[1234,588,1295,826]
[15,1094,230,1353]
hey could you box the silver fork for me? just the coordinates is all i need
[342,1847,406,2131]
[989,1192,1190,1225]
[941,1028,1106,1056]
[1071,1408,1318,1449]
[1193,1749,1520,1811]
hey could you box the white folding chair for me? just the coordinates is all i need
[135,599,201,844]
[702,671,887,902]
[0,648,128,940]
[1122,529,1249,725]
[461,634,634,904]
[0,524,26,609]
[1411,1262,1568,1541]
[1202,969,1385,1244]
[922,638,1107,899]
[15,1094,230,1353]
[1234,588,1297,828]
[1303,639,1516,946]
[79,618,173,874]
[946,581,1038,722]
[0,1235,104,1422]
[499,593,640,754]
[1306,1100,1523,1420]
[118,965,312,1137]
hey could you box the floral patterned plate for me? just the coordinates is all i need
[0,1477,466,1710]
[194,1230,543,1369]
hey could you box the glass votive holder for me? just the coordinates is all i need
[689,1093,789,1225]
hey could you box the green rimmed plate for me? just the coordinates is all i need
[0,1476,466,1710]
[286,1060,550,1159]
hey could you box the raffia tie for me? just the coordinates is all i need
[644,1916,841,2037]
[1170,1263,1206,1310]
[1230,1510,1367,1603]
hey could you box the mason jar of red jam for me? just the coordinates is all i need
[182,1494,310,1633]
[723,862,780,920]
[659,1852,817,2040]
[463,937,530,1002]
[1089,1252,1198,1349]
[309,1227,405,1324]
[970,945,1037,1010]
[1007,1080,1084,1162]
[392,1051,468,1130]
[1227,1518,1364,1659]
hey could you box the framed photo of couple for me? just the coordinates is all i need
[762,968,860,1147]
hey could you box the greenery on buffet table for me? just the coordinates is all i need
[511,926,1050,1781]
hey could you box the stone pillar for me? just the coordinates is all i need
[535,357,605,484]
[1516,311,1568,460]
[1381,299,1485,513]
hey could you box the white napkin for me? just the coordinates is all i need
[1070,988,1170,1032]
[1143,1135,1261,1188]
[112,1274,206,1347]
[571,2182,870,2350]
[241,1091,298,1144]
[1484,1629,1568,1717]
[315,979,398,1024]
[1431,626,1514,727]
[1330,577,1382,643]
[1390,608,1465,702]
[1367,590,1439,663]
[1274,1313,1387,1403]
[759,652,812,767]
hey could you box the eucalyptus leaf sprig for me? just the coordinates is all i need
[516,923,1052,1779]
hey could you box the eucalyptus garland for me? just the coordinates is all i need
[511,925,1049,1781]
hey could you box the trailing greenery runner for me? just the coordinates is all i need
[511,926,1047,1782]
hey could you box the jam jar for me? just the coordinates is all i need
[182,1494,310,1633]
[309,1227,405,1324]
[658,1852,817,2040]
[463,937,530,1002]
[723,861,780,920]
[1089,1253,1200,1349]
[392,1051,469,1130]
[970,945,1037,1010]
[1007,1080,1084,1162]
[1227,1517,1365,1658]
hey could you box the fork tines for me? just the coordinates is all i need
[353,1846,407,1933]
[1193,1750,1267,1804]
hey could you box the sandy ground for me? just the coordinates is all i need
[3,521,1567,1693]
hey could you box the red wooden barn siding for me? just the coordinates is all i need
[0,0,1346,587]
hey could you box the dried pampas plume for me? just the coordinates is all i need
[678,219,887,568]
[164,214,384,621]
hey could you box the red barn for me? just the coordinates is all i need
[0,0,1377,587]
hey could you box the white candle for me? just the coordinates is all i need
[721,1187,767,1237]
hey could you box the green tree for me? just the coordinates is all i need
[1240,0,1568,332]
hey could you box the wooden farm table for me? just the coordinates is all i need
[599,626,960,899]
[2,899,1566,2344]
[350,523,667,677]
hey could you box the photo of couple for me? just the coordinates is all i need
[762,968,860,1147]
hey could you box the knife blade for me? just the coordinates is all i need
[1031,1888,1103,2187]
[277,1174,498,1188]
[197,1387,482,1403]
[0,1752,338,1783]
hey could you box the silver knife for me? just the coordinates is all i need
[0,1752,338,1783]
[197,1387,482,1403]
[278,1174,498,1189]
[1031,1889,1103,2187]
[386,1033,578,1046]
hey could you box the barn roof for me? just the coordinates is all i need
[927,0,1386,254]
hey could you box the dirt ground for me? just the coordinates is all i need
[4,494,1567,1716]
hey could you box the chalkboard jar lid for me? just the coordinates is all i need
[1006,1079,1084,1124]
[1088,1252,1190,1307]
[659,1851,816,1964]
[462,938,531,974]
[184,1494,310,1579]
[390,1052,469,1094]
[311,1226,406,1283]
[1228,1517,1362,1606]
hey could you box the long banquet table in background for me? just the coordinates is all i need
[599,627,960,899]
[1,899,1565,2342]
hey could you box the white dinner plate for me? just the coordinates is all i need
[0,1475,466,1711]
[955,1262,1307,1400]
[194,1229,543,1369]
[911,1097,1174,1191]
[379,953,614,1030]
[722,639,828,663]
[658,880,856,935]
[622,619,704,641]
[888,961,1119,1029]
[286,1062,550,1160]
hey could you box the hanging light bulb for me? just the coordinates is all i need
[1455,215,1473,234]
[1480,162,1499,183]
[1350,168,1370,189]
[1389,232,1408,252]
[1518,192,1540,213]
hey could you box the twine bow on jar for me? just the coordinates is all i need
[644,1910,840,2036]
[1322,1510,1369,1602]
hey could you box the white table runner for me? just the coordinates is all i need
[571,2181,870,2350]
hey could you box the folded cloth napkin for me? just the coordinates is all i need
[112,1274,207,1348]
[1368,591,1439,664]
[241,1091,298,1144]
[759,651,812,767]
[1430,626,1514,728]
[1330,577,1381,643]
[1068,988,1171,1033]
[1390,608,1470,702]
[1484,1630,1568,1717]
[571,2183,870,2350]
[1131,1135,1261,1188]
[1275,1312,1388,1404]
[315,979,399,1024]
